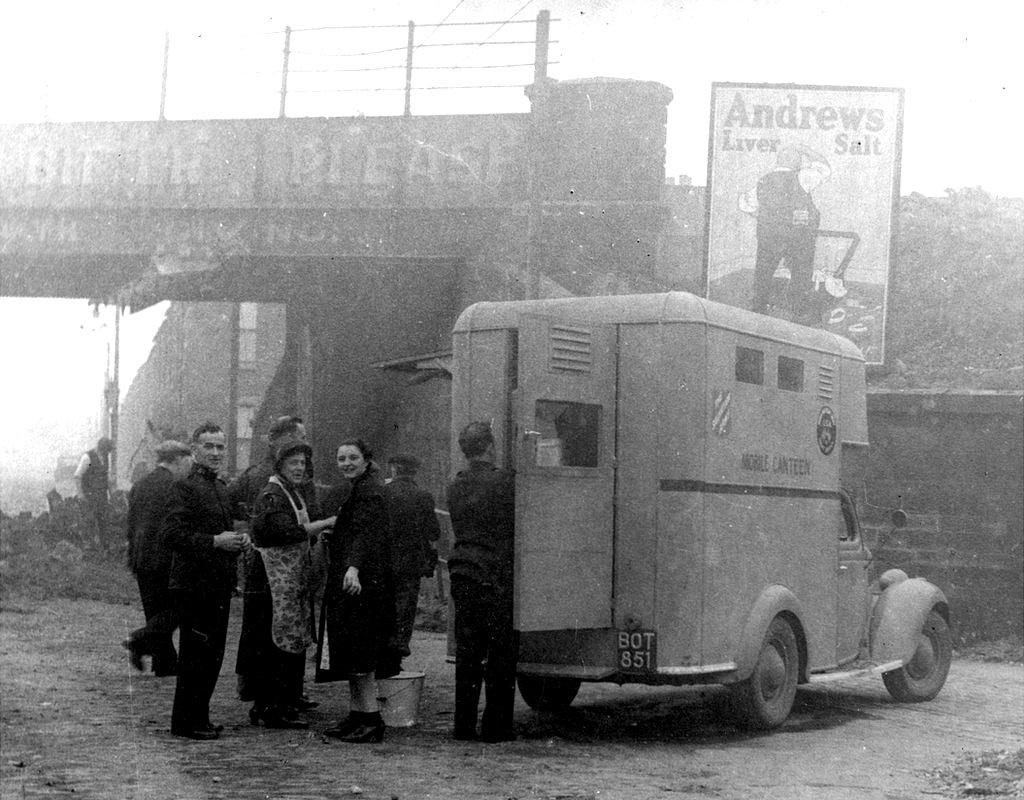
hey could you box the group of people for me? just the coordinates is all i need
[123,415,518,744]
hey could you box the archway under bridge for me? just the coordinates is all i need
[1,78,674,484]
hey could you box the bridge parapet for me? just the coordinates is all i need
[0,77,673,300]
[0,115,527,210]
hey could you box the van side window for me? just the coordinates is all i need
[778,356,805,392]
[533,400,600,467]
[735,346,764,385]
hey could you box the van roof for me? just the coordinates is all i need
[454,291,863,360]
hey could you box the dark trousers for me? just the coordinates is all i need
[83,495,109,548]
[130,569,178,674]
[450,576,517,738]
[171,589,232,732]
[391,575,421,658]
[752,229,818,325]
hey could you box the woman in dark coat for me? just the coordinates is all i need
[319,439,399,743]
[249,441,335,727]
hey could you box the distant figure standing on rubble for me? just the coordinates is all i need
[75,436,114,547]
[383,454,440,668]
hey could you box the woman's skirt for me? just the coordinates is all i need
[315,571,397,682]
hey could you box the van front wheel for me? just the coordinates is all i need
[882,609,951,702]
[730,616,799,730]
[517,675,581,711]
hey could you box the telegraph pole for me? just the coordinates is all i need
[524,10,551,300]
[103,304,121,489]
[158,32,170,121]
[404,21,415,117]
[279,26,292,118]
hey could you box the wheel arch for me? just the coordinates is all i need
[728,585,808,684]
[869,577,949,664]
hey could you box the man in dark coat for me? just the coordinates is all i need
[162,422,244,740]
[447,421,517,743]
[383,454,441,664]
[123,440,193,676]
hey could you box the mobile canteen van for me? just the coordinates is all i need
[450,291,951,730]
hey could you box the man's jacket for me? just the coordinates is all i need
[383,476,440,578]
[126,465,176,574]
[163,464,237,593]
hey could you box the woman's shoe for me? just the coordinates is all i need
[323,714,359,739]
[258,705,309,729]
[295,695,319,711]
[335,713,384,743]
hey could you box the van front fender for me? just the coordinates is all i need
[869,577,949,664]
[726,585,805,684]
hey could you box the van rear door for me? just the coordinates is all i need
[513,316,617,632]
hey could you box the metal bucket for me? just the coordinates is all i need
[377,671,425,727]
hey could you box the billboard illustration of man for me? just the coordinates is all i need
[739,144,832,326]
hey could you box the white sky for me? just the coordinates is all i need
[0,0,1020,506]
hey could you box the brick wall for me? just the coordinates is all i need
[859,391,1024,642]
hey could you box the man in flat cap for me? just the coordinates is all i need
[124,440,193,675]
[383,454,440,667]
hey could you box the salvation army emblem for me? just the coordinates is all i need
[712,389,732,436]
[817,406,837,455]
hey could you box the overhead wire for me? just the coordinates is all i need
[416,0,471,49]
[167,7,553,112]
[480,0,537,45]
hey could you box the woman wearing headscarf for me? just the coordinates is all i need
[318,438,399,743]
[249,440,335,727]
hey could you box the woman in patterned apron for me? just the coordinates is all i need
[249,441,335,727]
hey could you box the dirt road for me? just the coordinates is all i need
[1,597,1021,800]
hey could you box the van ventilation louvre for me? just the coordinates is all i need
[818,365,836,400]
[550,325,593,373]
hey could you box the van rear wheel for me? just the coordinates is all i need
[730,616,799,730]
[882,609,951,702]
[517,675,581,711]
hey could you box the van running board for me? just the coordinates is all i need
[807,659,904,683]
[517,663,616,680]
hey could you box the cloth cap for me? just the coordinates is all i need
[154,440,191,463]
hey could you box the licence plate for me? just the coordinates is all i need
[617,630,657,673]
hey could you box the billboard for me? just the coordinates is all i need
[704,83,903,365]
